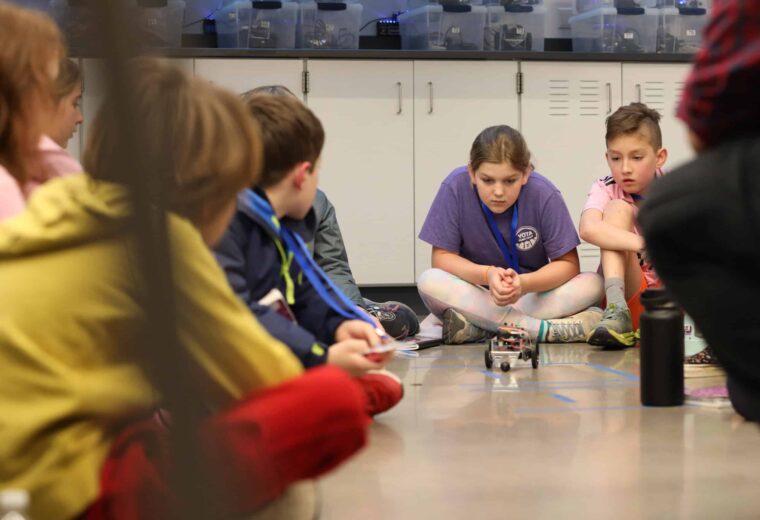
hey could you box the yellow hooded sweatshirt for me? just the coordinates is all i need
[0,174,303,519]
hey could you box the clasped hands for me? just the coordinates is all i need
[486,266,522,307]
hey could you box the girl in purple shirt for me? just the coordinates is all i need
[418,125,604,343]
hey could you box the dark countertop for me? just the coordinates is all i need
[71,47,695,63]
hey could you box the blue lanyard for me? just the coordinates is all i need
[245,190,379,329]
[475,187,520,273]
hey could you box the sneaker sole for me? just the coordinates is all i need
[587,328,635,350]
[684,365,725,378]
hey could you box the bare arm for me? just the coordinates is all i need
[519,248,580,294]
[579,208,644,252]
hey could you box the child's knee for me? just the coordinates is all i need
[417,268,448,299]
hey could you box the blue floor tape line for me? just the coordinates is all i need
[514,405,643,414]
[480,370,503,380]
[586,363,639,381]
[467,383,636,393]
[551,393,577,404]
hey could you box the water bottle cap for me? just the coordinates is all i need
[640,287,678,310]
[0,490,29,511]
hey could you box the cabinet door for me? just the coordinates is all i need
[80,59,194,156]
[622,63,694,169]
[413,61,520,279]
[193,59,304,99]
[307,60,415,285]
[520,61,622,272]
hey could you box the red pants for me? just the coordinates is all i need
[85,366,369,520]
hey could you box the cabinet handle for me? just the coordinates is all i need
[428,81,434,114]
[606,82,612,114]
[635,83,642,103]
[397,82,402,115]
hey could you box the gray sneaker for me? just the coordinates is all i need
[544,307,603,343]
[587,304,636,349]
[442,308,491,345]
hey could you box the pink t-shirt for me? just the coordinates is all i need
[0,136,83,222]
[0,165,25,221]
[26,135,83,196]
[582,170,664,287]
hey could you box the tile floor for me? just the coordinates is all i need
[320,343,760,520]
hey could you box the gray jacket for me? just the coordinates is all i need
[307,189,364,306]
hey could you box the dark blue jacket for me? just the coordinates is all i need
[214,190,346,368]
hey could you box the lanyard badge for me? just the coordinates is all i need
[245,190,384,335]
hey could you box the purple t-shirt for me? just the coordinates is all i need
[419,166,580,274]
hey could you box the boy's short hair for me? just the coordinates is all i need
[242,94,324,188]
[605,102,662,150]
[83,59,262,228]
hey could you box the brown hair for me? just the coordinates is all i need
[0,3,64,186]
[54,58,83,102]
[606,102,663,150]
[470,125,532,172]
[242,94,324,188]
[83,59,262,228]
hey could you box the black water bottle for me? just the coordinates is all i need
[639,288,684,406]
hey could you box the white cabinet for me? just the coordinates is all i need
[413,60,520,279]
[80,58,193,158]
[193,58,304,99]
[307,60,415,285]
[622,63,694,169]
[520,61,622,272]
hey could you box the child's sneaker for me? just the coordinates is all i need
[684,346,725,378]
[356,369,403,417]
[544,307,603,343]
[442,308,491,345]
[587,304,636,349]
[363,300,420,340]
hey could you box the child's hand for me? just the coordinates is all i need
[335,319,385,346]
[488,267,514,306]
[500,269,523,305]
[327,339,385,376]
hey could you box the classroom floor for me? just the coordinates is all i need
[320,343,760,520]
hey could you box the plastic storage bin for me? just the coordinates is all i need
[49,0,98,47]
[485,4,546,51]
[217,1,299,48]
[131,0,185,47]
[49,0,185,47]
[569,7,659,53]
[657,6,707,53]
[575,0,656,15]
[399,3,487,50]
[297,2,362,49]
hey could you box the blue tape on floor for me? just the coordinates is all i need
[466,382,637,393]
[479,370,503,379]
[586,363,639,381]
[513,405,643,414]
[551,393,577,404]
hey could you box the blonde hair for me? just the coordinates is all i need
[0,2,64,186]
[470,125,532,172]
[83,59,262,228]
[54,58,83,102]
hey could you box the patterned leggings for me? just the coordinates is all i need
[417,268,604,337]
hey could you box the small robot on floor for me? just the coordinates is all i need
[484,326,539,372]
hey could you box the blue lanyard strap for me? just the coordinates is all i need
[475,187,520,273]
[245,190,378,328]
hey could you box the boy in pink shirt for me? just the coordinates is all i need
[580,103,668,349]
